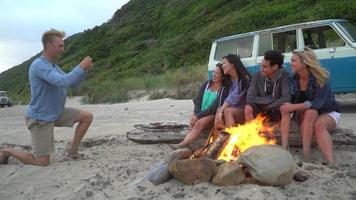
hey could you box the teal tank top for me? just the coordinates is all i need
[201,89,218,111]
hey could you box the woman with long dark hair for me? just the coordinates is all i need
[215,53,251,128]
[170,63,230,149]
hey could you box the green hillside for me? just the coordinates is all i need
[1,0,356,104]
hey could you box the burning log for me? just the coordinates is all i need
[205,131,230,159]
[200,131,230,160]
[192,128,227,159]
[193,115,277,162]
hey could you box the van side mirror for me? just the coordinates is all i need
[329,42,336,54]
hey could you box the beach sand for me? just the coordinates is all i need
[1,96,356,200]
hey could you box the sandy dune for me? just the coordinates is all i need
[1,96,356,200]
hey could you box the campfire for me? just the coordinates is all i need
[143,114,296,186]
[193,115,277,161]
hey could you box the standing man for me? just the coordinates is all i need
[245,50,291,149]
[0,29,93,166]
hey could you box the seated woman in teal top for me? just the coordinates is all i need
[170,63,230,149]
[201,89,218,111]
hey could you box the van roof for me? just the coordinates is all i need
[215,19,348,42]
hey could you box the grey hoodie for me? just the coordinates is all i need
[247,67,290,110]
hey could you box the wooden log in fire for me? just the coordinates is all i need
[193,129,231,160]
[204,131,230,159]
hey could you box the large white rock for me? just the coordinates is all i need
[238,144,296,186]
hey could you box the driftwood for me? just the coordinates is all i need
[147,148,192,185]
[126,122,187,144]
[126,121,356,147]
[275,120,356,147]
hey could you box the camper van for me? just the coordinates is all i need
[208,19,356,93]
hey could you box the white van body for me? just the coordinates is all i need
[208,19,356,93]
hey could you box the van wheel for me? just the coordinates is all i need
[8,103,12,107]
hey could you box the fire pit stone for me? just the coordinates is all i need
[212,160,245,186]
[169,158,217,185]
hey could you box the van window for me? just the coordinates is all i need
[258,34,272,56]
[337,21,356,42]
[302,26,345,49]
[272,30,297,53]
[214,36,253,60]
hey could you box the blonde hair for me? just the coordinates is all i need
[292,47,329,87]
[42,29,66,49]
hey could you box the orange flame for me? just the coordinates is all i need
[217,114,276,161]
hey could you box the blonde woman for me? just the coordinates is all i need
[280,47,340,165]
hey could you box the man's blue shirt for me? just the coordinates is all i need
[26,56,86,122]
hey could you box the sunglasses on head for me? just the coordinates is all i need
[223,52,239,58]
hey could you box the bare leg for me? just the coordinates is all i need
[69,110,93,154]
[314,114,336,164]
[244,105,254,122]
[1,148,49,166]
[300,109,318,159]
[224,107,244,128]
[178,115,214,146]
[214,114,225,130]
[280,111,291,150]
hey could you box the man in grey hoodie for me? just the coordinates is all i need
[245,50,291,149]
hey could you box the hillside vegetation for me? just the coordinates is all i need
[1,0,355,104]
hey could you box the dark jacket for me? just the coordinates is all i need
[291,73,340,114]
[247,67,290,110]
[193,80,229,119]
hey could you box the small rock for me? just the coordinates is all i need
[172,193,185,199]
[346,171,356,178]
[137,186,146,192]
[333,172,345,178]
[293,170,308,182]
[296,160,303,167]
[86,191,94,198]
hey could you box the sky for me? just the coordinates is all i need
[0,0,130,73]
